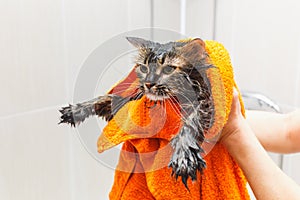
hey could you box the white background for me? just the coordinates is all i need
[1,0,299,199]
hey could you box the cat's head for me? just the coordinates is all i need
[127,37,210,101]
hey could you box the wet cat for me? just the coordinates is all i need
[59,37,215,188]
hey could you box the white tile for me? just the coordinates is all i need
[268,153,284,168]
[127,0,151,29]
[62,0,130,92]
[0,0,68,117]
[69,128,115,200]
[186,0,215,39]
[0,109,70,200]
[153,0,180,33]
[215,0,300,107]
[214,0,236,51]
[215,0,300,191]
[282,154,300,185]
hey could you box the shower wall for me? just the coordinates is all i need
[214,0,300,186]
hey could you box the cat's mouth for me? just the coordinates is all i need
[142,84,170,101]
[145,93,169,101]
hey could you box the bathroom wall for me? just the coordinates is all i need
[215,0,300,186]
[0,0,70,199]
[0,0,299,199]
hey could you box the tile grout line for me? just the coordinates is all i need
[150,0,154,40]
[180,0,186,36]
[0,104,63,121]
[59,0,76,198]
[59,0,76,199]
[212,0,218,40]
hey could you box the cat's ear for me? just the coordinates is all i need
[180,38,206,62]
[126,37,152,49]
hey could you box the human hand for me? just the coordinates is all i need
[220,89,254,145]
[219,90,300,200]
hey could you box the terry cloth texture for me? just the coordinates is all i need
[97,40,249,200]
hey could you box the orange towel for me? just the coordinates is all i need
[97,40,250,200]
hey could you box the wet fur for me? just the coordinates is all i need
[59,37,215,189]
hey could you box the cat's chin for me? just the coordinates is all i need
[145,93,169,101]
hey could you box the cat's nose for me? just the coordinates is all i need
[144,82,155,89]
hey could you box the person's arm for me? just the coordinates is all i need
[220,92,300,200]
[246,109,300,153]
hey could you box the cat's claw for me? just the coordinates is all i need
[168,126,206,189]
[168,145,206,189]
[59,104,77,127]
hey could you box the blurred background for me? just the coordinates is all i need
[1,0,299,199]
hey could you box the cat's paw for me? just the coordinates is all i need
[168,145,206,189]
[59,99,97,126]
[168,127,206,189]
[59,104,77,127]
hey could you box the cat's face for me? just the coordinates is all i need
[135,52,185,101]
[127,37,208,101]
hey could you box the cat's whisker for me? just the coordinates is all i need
[110,82,139,87]
[170,95,200,123]
[167,97,181,117]
[167,95,190,123]
[110,91,144,115]
[169,91,188,114]
[109,85,140,95]
[178,71,201,90]
[110,82,139,88]
[170,89,198,109]
[109,81,139,87]
[109,84,139,91]
[160,97,184,128]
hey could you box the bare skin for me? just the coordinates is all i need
[246,109,300,153]
[220,91,300,200]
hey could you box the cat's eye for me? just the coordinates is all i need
[162,65,176,74]
[139,65,148,73]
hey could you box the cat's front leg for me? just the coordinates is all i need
[59,94,130,126]
[168,112,206,189]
